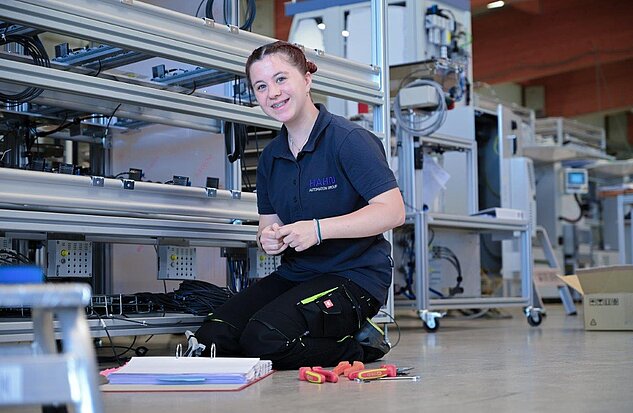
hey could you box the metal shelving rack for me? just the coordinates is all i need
[398,98,541,332]
[523,117,613,163]
[0,0,391,335]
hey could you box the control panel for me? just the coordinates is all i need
[47,240,92,277]
[248,248,281,279]
[158,246,197,280]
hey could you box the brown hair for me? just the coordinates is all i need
[245,41,318,88]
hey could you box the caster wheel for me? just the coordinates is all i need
[423,318,440,332]
[527,312,543,327]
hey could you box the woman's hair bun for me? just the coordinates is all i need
[306,60,318,74]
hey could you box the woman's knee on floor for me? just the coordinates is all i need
[238,318,292,358]
[195,318,242,356]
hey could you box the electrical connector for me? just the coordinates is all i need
[172,175,191,186]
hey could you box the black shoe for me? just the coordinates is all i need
[353,318,391,362]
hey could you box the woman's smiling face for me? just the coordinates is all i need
[249,53,312,126]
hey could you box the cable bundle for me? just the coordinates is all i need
[172,279,234,316]
[0,249,31,265]
[133,292,184,313]
[0,32,50,104]
[203,0,256,30]
[226,256,250,293]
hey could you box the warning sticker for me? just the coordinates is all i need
[590,319,597,326]
[0,365,23,403]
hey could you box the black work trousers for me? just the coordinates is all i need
[195,273,381,370]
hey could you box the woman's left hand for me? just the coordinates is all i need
[275,220,319,252]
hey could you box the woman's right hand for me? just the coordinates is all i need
[260,223,288,255]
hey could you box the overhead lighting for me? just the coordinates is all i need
[487,1,505,9]
[341,30,350,37]
[317,22,326,30]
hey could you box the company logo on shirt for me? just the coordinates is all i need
[309,176,337,192]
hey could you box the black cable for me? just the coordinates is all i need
[94,59,102,77]
[35,112,112,139]
[431,246,463,296]
[95,314,123,366]
[187,80,197,95]
[97,336,138,362]
[397,231,416,300]
[559,193,585,223]
[377,310,401,349]
[172,279,234,315]
[104,103,122,137]
[241,0,257,31]
[204,0,256,30]
[195,0,207,17]
[35,114,70,138]
[0,249,31,264]
[0,33,50,104]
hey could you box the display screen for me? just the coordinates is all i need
[568,172,586,185]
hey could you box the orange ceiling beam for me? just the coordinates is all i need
[472,0,633,84]
[523,58,633,117]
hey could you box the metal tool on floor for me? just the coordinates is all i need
[355,375,421,383]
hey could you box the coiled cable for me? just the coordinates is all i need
[393,78,447,137]
[0,32,50,104]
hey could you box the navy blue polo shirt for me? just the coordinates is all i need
[256,104,398,304]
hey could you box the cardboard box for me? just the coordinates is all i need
[558,265,633,331]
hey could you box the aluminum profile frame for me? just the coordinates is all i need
[0,59,280,130]
[0,167,257,221]
[0,167,258,244]
[0,313,205,342]
[0,0,383,105]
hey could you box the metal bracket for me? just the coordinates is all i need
[206,188,218,198]
[101,135,112,149]
[230,190,242,200]
[90,176,104,187]
[121,179,134,190]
